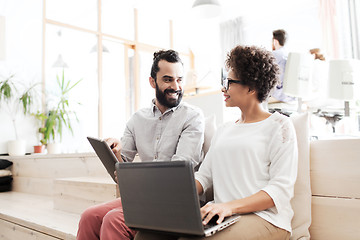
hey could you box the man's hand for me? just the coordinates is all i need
[104,138,123,162]
[200,202,233,225]
[113,170,118,183]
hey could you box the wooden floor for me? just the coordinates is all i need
[0,153,118,240]
[0,192,79,240]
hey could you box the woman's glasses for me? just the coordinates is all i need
[221,78,243,91]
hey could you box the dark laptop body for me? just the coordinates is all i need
[87,136,119,182]
[115,161,240,237]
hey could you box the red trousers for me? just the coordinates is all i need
[77,198,137,240]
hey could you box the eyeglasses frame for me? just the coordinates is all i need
[222,78,243,90]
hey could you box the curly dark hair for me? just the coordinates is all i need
[150,49,183,80]
[225,45,280,102]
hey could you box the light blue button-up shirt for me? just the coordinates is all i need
[120,99,205,167]
[272,47,295,102]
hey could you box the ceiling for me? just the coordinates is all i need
[132,0,318,21]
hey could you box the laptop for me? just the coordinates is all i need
[115,161,241,237]
[87,136,119,183]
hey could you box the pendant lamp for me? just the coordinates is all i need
[192,0,221,19]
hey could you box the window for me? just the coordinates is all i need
[46,0,97,31]
[43,0,192,152]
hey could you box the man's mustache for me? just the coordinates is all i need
[164,89,182,94]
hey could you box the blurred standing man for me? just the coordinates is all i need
[270,29,295,103]
[77,49,205,240]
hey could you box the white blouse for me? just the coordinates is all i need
[195,112,298,233]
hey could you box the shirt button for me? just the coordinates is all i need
[156,137,159,140]
[159,117,162,120]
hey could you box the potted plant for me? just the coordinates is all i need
[37,70,81,154]
[32,111,47,153]
[0,74,39,156]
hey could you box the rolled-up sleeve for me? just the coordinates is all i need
[261,119,298,213]
[195,150,214,193]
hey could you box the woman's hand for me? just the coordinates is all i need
[200,191,275,226]
[200,202,233,225]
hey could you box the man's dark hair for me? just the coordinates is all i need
[225,45,280,102]
[272,29,287,46]
[150,50,183,80]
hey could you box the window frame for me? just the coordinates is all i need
[41,0,193,138]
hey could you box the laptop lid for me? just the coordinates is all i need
[87,136,118,182]
[115,161,241,237]
[116,161,205,236]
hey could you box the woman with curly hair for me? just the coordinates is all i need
[135,45,298,240]
[193,45,298,240]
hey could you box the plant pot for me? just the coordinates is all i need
[47,143,61,154]
[8,140,26,156]
[34,145,45,154]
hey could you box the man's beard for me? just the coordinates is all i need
[155,83,183,108]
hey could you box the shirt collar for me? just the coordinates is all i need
[151,98,182,116]
[275,46,287,53]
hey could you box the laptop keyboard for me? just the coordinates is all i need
[203,215,220,229]
[204,222,218,230]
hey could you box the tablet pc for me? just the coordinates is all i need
[87,136,119,183]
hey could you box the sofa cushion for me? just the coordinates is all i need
[290,113,312,240]
[0,159,12,169]
[0,169,12,177]
[0,175,13,185]
[203,115,217,156]
[0,176,12,192]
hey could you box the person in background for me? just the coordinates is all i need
[309,48,326,61]
[76,49,205,240]
[270,29,295,103]
[135,45,298,240]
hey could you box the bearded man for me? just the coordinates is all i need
[77,49,205,240]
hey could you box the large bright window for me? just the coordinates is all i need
[102,39,128,139]
[137,9,170,48]
[46,0,97,31]
[45,25,99,152]
[101,0,134,40]
[42,0,191,152]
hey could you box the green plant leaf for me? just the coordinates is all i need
[0,75,16,102]
[39,71,82,144]
[65,78,82,94]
